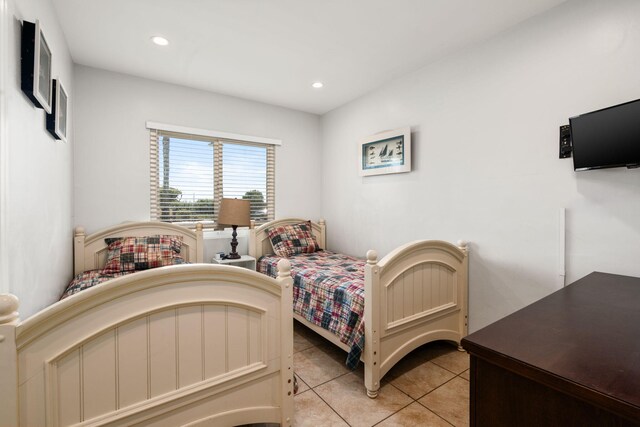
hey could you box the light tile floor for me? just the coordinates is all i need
[292,323,470,427]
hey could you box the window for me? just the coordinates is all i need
[149,128,275,227]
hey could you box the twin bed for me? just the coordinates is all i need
[250,218,469,398]
[0,222,294,427]
[0,217,468,426]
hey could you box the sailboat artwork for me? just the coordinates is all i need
[360,127,412,177]
[365,138,403,167]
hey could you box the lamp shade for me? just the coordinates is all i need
[217,198,251,226]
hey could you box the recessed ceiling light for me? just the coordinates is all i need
[312,82,324,89]
[151,36,169,46]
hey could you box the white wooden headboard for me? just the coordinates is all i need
[248,218,326,260]
[73,222,204,275]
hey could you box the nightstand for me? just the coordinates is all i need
[210,255,256,270]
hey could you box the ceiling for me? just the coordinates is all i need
[52,0,567,115]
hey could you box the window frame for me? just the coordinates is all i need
[149,126,276,229]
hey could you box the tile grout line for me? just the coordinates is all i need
[309,387,353,426]
[304,362,405,426]
[295,330,356,424]
[414,376,466,426]
[414,399,456,427]
[414,374,461,401]
[430,358,468,376]
[369,398,415,427]
[294,340,355,389]
[303,368,353,389]
[362,381,456,427]
[295,333,468,426]
[294,338,352,425]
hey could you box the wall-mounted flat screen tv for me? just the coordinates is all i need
[570,98,640,171]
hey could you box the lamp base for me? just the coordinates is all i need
[227,225,241,260]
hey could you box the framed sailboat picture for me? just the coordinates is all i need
[359,127,411,176]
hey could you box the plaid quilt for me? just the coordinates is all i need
[258,250,365,369]
[60,269,132,300]
[61,256,187,301]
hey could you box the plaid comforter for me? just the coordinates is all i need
[60,270,132,300]
[258,250,365,369]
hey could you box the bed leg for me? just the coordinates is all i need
[366,388,379,399]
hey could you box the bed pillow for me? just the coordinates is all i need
[267,221,320,258]
[101,235,184,274]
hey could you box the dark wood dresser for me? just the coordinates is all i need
[462,272,640,427]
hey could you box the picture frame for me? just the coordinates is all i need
[46,79,68,142]
[21,20,53,113]
[359,127,411,176]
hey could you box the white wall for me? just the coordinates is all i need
[321,0,640,331]
[73,66,322,235]
[2,0,74,317]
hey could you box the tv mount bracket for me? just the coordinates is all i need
[559,124,572,159]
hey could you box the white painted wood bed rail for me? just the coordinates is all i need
[250,218,469,398]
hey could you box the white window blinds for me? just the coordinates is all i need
[150,128,275,226]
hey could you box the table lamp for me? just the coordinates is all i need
[217,198,251,259]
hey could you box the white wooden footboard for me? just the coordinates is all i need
[364,240,468,397]
[0,263,294,427]
[248,218,469,399]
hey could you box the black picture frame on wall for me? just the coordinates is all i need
[21,19,53,113]
[46,79,68,142]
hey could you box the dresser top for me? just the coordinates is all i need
[462,272,640,419]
